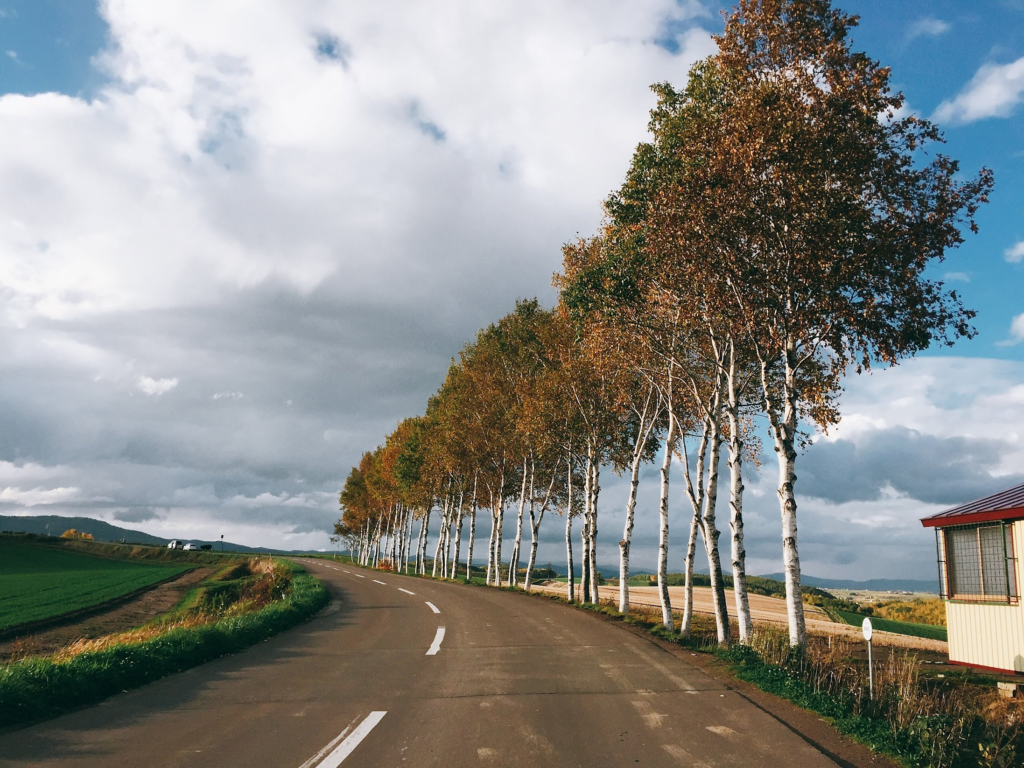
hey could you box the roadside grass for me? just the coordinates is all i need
[0,538,191,631]
[834,610,947,643]
[0,557,328,727]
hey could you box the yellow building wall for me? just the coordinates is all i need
[945,520,1024,673]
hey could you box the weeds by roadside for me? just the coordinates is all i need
[719,628,1023,767]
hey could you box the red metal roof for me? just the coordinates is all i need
[921,483,1024,528]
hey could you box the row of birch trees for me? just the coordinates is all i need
[335,0,990,646]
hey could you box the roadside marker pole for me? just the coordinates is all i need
[862,617,874,700]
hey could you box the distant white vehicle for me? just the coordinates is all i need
[167,540,184,550]
[183,543,195,551]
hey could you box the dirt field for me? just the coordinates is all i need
[830,589,937,605]
[534,582,948,653]
[0,567,215,662]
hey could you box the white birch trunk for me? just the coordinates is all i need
[761,352,807,646]
[524,460,550,592]
[619,451,643,614]
[580,519,590,602]
[489,501,501,585]
[432,494,449,578]
[524,501,545,593]
[420,508,431,575]
[726,344,753,642]
[678,385,712,640]
[581,453,590,604]
[565,454,575,602]
[452,489,464,579]
[405,509,414,573]
[466,473,478,581]
[511,456,528,587]
[657,410,674,630]
[495,490,505,586]
[701,422,731,645]
[593,464,599,603]
[414,514,424,573]
[680,505,700,637]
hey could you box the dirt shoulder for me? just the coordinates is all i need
[0,567,215,662]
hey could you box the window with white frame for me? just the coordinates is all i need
[937,523,1018,603]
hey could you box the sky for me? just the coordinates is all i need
[0,1,1022,583]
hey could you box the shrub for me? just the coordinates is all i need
[60,529,94,540]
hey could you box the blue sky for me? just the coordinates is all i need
[0,0,107,97]
[0,0,1022,580]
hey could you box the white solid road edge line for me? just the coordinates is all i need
[398,588,416,595]
[425,601,440,614]
[426,626,446,656]
[311,711,387,768]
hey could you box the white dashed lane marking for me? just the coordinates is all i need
[372,579,387,585]
[426,627,446,656]
[426,601,440,614]
[398,588,416,595]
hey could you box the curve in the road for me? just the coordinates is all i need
[0,559,859,768]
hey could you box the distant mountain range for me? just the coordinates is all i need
[0,515,304,555]
[758,572,937,594]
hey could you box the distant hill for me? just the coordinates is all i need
[759,572,937,594]
[0,515,291,555]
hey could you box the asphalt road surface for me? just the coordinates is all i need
[0,561,847,767]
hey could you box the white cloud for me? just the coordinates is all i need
[0,0,714,326]
[212,391,243,400]
[1005,241,1024,263]
[0,486,83,506]
[943,271,970,282]
[1000,313,1024,347]
[906,17,950,43]
[136,374,179,396]
[832,358,1024,473]
[227,491,334,509]
[934,55,1024,124]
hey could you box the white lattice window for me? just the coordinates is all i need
[937,523,1018,603]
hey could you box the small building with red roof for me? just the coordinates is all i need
[922,482,1024,675]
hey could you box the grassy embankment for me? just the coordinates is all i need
[820,595,948,642]
[834,610,947,642]
[0,537,197,632]
[0,554,328,727]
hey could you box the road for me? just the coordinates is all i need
[0,561,856,767]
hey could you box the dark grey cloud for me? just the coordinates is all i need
[799,427,1023,506]
[112,508,160,524]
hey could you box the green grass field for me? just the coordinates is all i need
[0,539,190,631]
[835,609,947,642]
